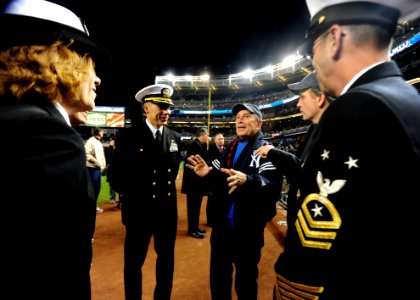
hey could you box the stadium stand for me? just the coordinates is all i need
[156,17,419,149]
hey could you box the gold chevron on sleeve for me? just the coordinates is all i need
[302,194,342,229]
[275,273,323,299]
[295,193,342,250]
[296,218,332,250]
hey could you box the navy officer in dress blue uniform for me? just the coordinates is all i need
[273,0,420,299]
[108,84,182,300]
[0,1,107,299]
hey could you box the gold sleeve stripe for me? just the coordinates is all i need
[296,216,332,250]
[297,210,337,240]
[275,273,323,299]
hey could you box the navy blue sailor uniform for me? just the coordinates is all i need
[208,130,283,299]
[110,125,182,225]
[107,83,182,299]
[274,62,420,299]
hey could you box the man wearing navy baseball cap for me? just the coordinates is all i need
[231,103,263,120]
[185,102,283,299]
[287,72,331,129]
[274,0,420,299]
[288,72,320,93]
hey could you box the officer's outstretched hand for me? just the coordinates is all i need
[186,154,213,177]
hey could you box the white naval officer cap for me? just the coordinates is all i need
[306,0,420,24]
[301,0,420,55]
[135,84,174,106]
[0,0,110,61]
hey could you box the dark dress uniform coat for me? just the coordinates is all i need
[181,138,209,233]
[206,143,225,227]
[108,123,182,300]
[274,62,420,299]
[181,138,209,196]
[265,148,302,227]
[208,142,225,165]
[1,98,96,300]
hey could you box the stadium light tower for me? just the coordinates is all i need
[207,88,211,150]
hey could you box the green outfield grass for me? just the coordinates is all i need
[98,175,112,205]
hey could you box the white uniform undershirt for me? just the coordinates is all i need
[52,101,71,126]
[145,118,163,138]
[340,61,386,95]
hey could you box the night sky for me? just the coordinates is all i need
[51,1,310,107]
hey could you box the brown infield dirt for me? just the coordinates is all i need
[91,171,287,300]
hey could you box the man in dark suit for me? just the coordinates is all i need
[273,0,420,299]
[0,1,106,299]
[206,132,225,227]
[108,84,182,300]
[181,127,210,238]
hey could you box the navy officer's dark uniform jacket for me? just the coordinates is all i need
[1,97,96,300]
[274,62,420,299]
[265,148,302,228]
[181,137,209,196]
[108,122,182,299]
[109,124,182,226]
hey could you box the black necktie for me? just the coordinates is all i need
[155,130,162,145]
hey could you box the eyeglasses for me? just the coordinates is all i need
[307,29,330,58]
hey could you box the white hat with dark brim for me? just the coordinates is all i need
[306,0,419,24]
[135,84,174,106]
[0,0,110,61]
[300,0,419,55]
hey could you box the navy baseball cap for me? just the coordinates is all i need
[287,72,320,95]
[232,103,262,120]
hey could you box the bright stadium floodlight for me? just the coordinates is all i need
[155,48,315,88]
[281,54,298,67]
[242,69,253,78]
[155,73,174,85]
[261,65,274,73]
[200,74,210,81]
[235,69,253,83]
[184,75,193,82]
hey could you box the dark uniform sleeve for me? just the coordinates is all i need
[107,128,132,195]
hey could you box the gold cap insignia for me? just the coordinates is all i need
[162,88,170,98]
